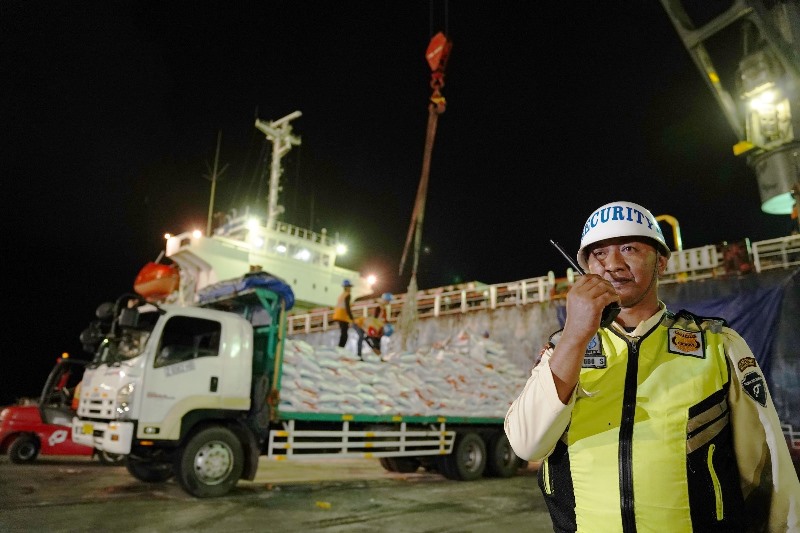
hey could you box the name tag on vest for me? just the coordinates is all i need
[582,334,606,368]
[668,328,705,358]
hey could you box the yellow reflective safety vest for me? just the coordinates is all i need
[331,291,352,323]
[540,310,748,532]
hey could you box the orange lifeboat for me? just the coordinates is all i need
[134,262,179,302]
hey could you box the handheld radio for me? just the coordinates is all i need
[549,239,621,328]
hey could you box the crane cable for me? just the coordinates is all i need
[399,32,452,278]
[398,29,452,351]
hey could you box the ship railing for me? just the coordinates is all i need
[285,275,560,335]
[270,221,334,248]
[661,245,720,282]
[285,234,800,335]
[752,235,800,273]
[212,214,338,248]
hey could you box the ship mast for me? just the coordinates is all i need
[254,110,302,229]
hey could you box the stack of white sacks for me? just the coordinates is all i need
[278,329,530,418]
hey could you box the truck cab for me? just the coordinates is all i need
[72,272,291,497]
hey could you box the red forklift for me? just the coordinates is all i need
[0,355,123,464]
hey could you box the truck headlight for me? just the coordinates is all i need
[116,383,135,420]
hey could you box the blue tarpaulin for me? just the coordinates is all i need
[662,273,786,376]
[661,267,799,430]
[197,272,296,311]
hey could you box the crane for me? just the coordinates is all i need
[397,31,453,351]
[660,0,800,220]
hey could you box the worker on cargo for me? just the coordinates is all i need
[354,292,393,359]
[505,200,800,532]
[332,279,355,348]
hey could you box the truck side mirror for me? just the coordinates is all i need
[79,322,105,354]
[119,308,140,328]
[95,302,115,321]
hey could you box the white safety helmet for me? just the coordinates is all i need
[577,200,671,270]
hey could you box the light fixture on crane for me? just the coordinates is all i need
[737,48,791,152]
[736,41,799,214]
[660,0,800,216]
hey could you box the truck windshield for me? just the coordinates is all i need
[95,328,151,364]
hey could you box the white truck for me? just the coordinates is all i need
[72,273,524,498]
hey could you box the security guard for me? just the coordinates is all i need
[505,200,800,532]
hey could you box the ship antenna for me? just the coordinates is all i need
[205,130,229,236]
[254,110,302,229]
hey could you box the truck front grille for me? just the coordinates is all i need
[80,397,116,420]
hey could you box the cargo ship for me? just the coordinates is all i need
[133,111,374,312]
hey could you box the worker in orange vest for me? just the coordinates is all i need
[354,292,393,359]
[71,381,81,412]
[331,280,355,348]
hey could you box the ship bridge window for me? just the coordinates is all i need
[287,243,326,265]
[268,239,287,255]
[154,316,221,368]
[288,244,302,260]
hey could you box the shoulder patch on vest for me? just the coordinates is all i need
[671,309,728,332]
[741,371,767,407]
[737,357,757,373]
[582,334,606,368]
[668,327,705,358]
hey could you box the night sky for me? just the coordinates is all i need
[2,1,792,405]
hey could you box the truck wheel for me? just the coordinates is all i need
[379,457,396,472]
[387,457,421,473]
[8,434,40,464]
[176,426,243,498]
[125,456,174,482]
[97,450,126,466]
[438,432,486,481]
[485,433,523,478]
